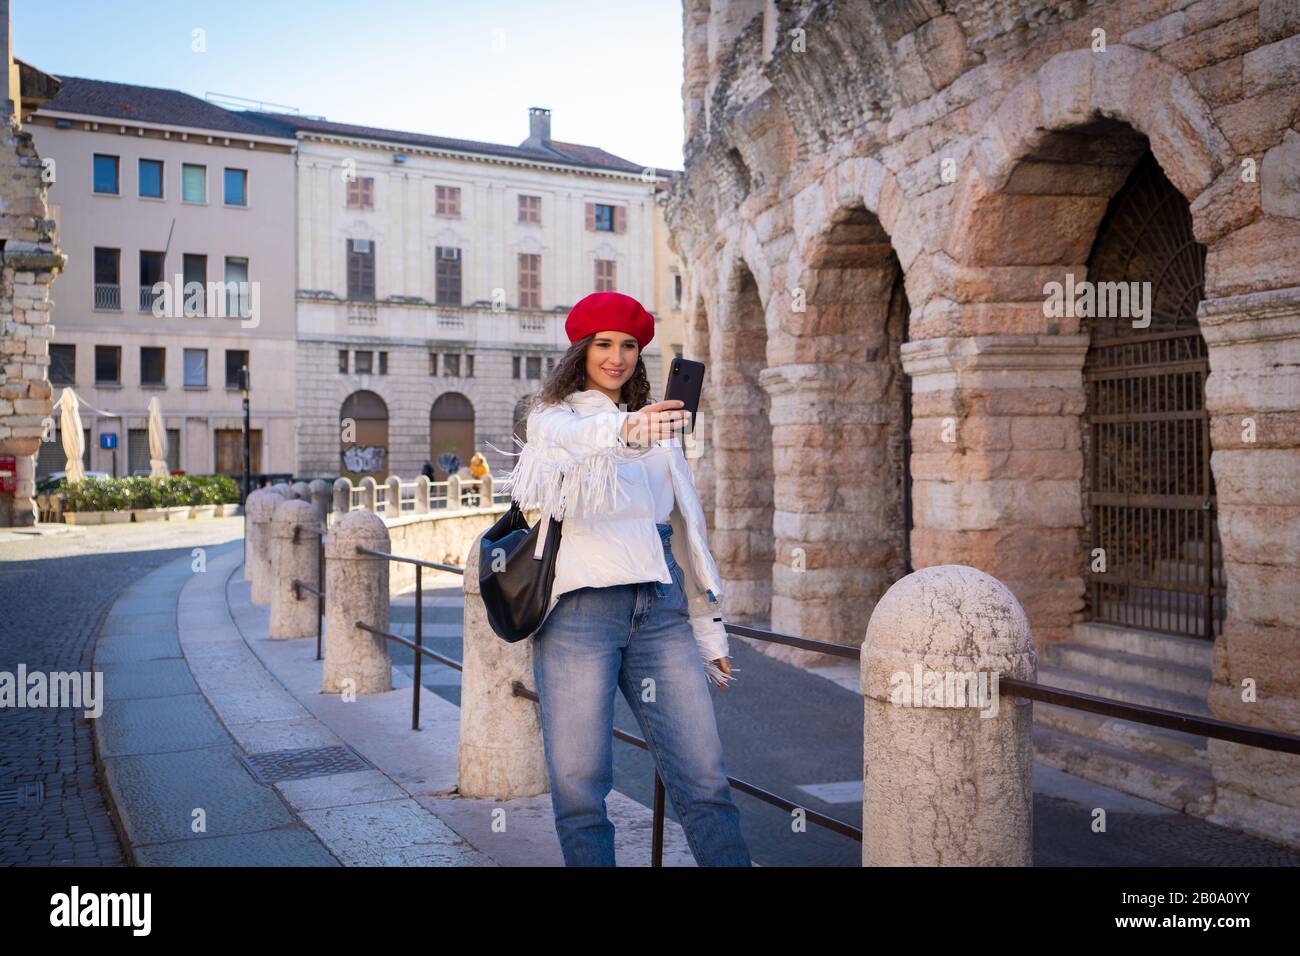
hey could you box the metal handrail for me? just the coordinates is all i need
[338,542,1300,865]
[349,544,861,864]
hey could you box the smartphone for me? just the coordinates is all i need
[663,357,705,434]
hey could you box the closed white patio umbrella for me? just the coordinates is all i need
[147,396,169,477]
[59,388,86,482]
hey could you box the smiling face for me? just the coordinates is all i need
[584,330,640,400]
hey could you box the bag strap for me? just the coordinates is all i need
[533,506,552,559]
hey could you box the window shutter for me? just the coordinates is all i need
[585,202,595,231]
[614,206,626,233]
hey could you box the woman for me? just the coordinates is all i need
[491,290,751,867]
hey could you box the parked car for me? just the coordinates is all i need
[36,471,111,494]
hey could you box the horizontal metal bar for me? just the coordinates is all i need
[293,580,323,598]
[508,681,861,841]
[724,622,861,660]
[354,621,463,672]
[999,678,1300,755]
[355,546,465,575]
[1088,492,1214,509]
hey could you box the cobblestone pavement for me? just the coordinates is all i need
[0,521,244,866]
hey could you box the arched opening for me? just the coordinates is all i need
[769,204,910,659]
[340,390,388,481]
[712,263,774,628]
[1082,152,1222,639]
[430,392,475,479]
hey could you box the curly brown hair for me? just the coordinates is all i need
[525,333,653,419]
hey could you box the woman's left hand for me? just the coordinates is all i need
[712,657,732,689]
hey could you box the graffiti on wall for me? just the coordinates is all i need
[342,445,388,473]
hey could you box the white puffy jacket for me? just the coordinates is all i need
[490,388,733,686]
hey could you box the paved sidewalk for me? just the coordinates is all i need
[95,544,698,866]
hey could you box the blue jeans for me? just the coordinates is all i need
[531,522,751,866]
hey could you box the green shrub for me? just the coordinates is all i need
[59,474,242,513]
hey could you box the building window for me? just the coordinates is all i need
[435,246,461,305]
[595,259,616,292]
[465,354,474,377]
[545,356,556,373]
[586,202,625,233]
[348,239,375,301]
[184,348,207,387]
[444,354,460,377]
[526,356,541,379]
[435,185,460,217]
[225,350,249,389]
[181,163,207,203]
[93,247,121,310]
[95,345,121,386]
[224,256,250,318]
[339,350,349,373]
[518,194,540,224]
[378,351,388,375]
[518,253,540,309]
[128,427,180,475]
[140,347,166,386]
[138,159,164,198]
[429,352,438,376]
[50,344,75,385]
[355,350,373,374]
[673,273,683,310]
[182,253,207,316]
[346,176,374,209]
[224,168,248,206]
[511,356,519,379]
[139,251,165,312]
[93,154,119,194]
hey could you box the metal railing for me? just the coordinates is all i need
[93,283,121,310]
[329,546,1300,865]
[139,286,163,313]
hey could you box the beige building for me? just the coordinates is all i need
[669,0,1300,846]
[27,78,298,479]
[242,106,674,481]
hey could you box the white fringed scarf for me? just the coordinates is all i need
[486,392,735,688]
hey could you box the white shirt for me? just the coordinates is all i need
[639,444,676,523]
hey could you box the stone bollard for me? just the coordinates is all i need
[447,474,461,510]
[291,480,311,501]
[480,474,493,507]
[247,490,281,606]
[332,477,352,518]
[414,476,430,513]
[386,475,402,516]
[243,488,270,582]
[310,479,331,526]
[323,510,392,695]
[270,499,321,639]
[359,476,377,512]
[860,565,1036,866]
[269,483,293,498]
[457,529,548,797]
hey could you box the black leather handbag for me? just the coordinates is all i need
[478,501,563,642]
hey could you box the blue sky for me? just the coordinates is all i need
[18,0,687,171]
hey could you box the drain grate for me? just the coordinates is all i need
[241,745,372,785]
[0,781,46,809]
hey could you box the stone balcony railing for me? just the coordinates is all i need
[332,474,510,524]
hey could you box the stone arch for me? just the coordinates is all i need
[340,389,389,481]
[686,291,719,528]
[763,198,913,663]
[710,253,775,629]
[430,391,475,479]
[949,45,1232,278]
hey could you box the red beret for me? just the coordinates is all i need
[565,292,655,350]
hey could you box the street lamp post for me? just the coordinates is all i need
[239,366,251,505]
